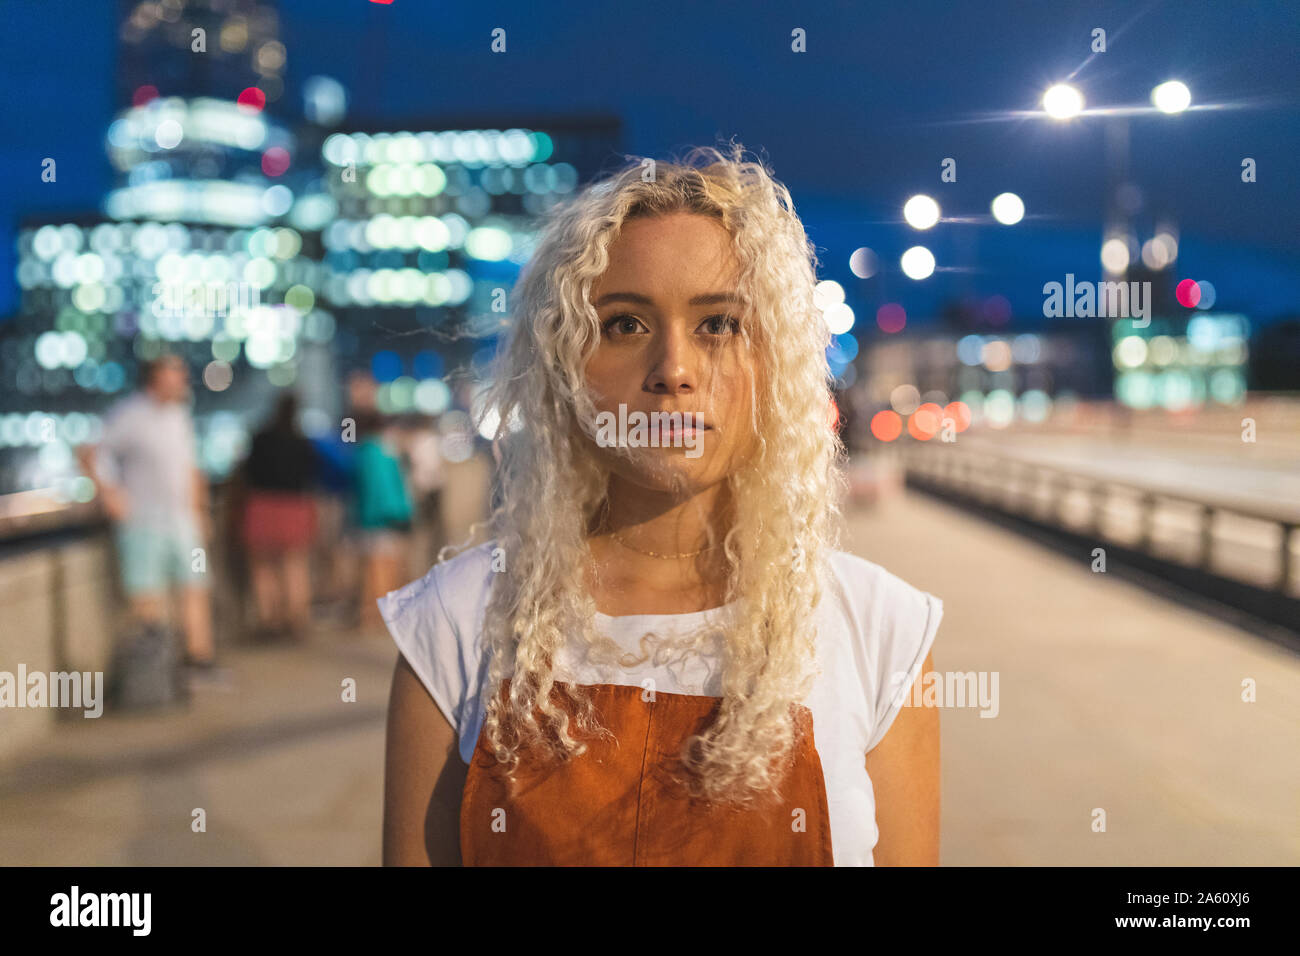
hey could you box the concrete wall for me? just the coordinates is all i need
[0,534,117,764]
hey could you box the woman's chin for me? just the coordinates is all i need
[606,452,727,496]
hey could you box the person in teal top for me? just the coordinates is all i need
[352,411,414,628]
[354,432,413,530]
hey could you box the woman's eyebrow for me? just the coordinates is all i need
[592,291,747,307]
[689,292,748,307]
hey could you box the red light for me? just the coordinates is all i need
[876,303,906,333]
[262,146,291,177]
[870,410,902,442]
[827,396,841,432]
[1175,278,1201,308]
[132,85,159,107]
[908,403,943,441]
[943,401,972,432]
[237,87,266,113]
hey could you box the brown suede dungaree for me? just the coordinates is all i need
[459,680,835,865]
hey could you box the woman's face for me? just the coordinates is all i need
[583,211,759,496]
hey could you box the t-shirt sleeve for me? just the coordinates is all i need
[865,577,944,753]
[378,565,472,745]
[94,400,133,484]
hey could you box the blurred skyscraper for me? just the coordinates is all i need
[0,0,620,511]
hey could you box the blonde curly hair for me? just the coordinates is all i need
[456,140,847,807]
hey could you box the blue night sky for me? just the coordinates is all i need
[1,0,1297,329]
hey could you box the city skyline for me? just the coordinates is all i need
[2,0,1298,324]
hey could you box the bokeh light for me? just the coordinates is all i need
[876,303,906,333]
[813,279,845,311]
[1195,280,1216,309]
[983,389,1016,427]
[1114,335,1149,368]
[1151,80,1191,114]
[1042,83,1084,119]
[237,87,267,112]
[889,384,920,415]
[1176,278,1202,308]
[203,360,234,391]
[1100,238,1130,273]
[870,410,902,442]
[943,401,972,432]
[155,119,183,149]
[261,146,291,177]
[903,195,940,230]
[981,339,1013,372]
[823,302,855,335]
[990,192,1024,225]
[908,403,943,441]
[849,247,878,279]
[900,246,935,280]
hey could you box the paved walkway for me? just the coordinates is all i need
[1,489,1296,865]
[0,626,394,866]
[847,486,1300,865]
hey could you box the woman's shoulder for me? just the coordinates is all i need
[381,540,499,627]
[820,550,945,750]
[378,541,500,750]
[821,549,944,655]
[826,548,940,602]
[434,539,501,589]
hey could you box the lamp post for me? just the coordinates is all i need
[1040,81,1192,285]
[1040,80,1193,420]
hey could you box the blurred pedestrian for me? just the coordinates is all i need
[77,354,215,670]
[239,392,318,640]
[352,410,412,630]
[307,418,359,627]
[435,414,494,554]
[397,413,446,573]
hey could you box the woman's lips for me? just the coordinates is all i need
[652,422,711,441]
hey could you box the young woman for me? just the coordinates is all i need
[381,144,943,866]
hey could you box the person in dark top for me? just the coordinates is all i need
[306,422,359,626]
[240,392,319,639]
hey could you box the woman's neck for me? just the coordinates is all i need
[584,476,734,615]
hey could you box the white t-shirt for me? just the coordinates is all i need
[97,392,198,529]
[379,541,943,866]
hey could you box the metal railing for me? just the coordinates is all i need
[901,444,1299,597]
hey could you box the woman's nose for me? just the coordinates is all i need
[644,326,695,393]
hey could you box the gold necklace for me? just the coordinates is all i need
[609,529,720,560]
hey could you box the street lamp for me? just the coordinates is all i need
[900,246,936,280]
[1151,80,1191,114]
[1039,82,1194,280]
[903,194,940,230]
[990,192,1025,225]
[1042,83,1084,120]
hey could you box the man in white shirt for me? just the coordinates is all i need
[78,354,215,667]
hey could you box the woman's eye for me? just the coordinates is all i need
[699,314,741,335]
[603,313,646,336]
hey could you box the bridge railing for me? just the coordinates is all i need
[899,444,1299,598]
